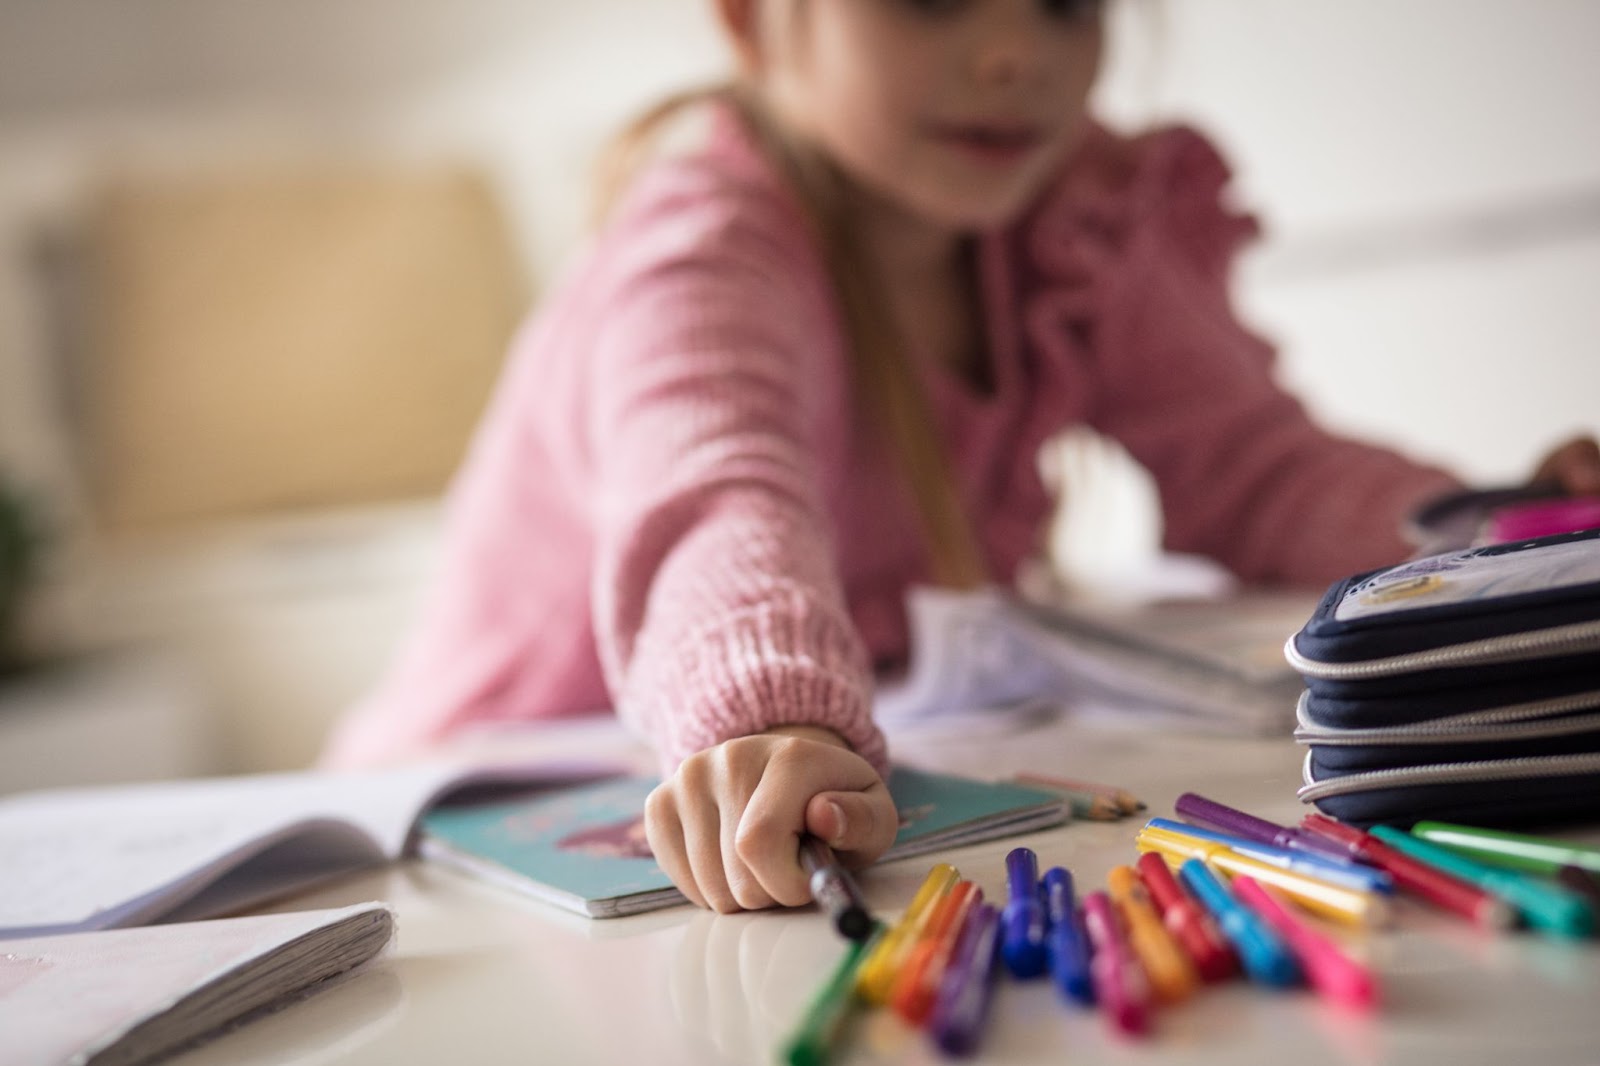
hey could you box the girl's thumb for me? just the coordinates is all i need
[805,792,893,857]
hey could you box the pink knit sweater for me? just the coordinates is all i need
[322,107,1457,774]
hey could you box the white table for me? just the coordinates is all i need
[174,709,1600,1066]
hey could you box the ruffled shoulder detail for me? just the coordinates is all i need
[1026,122,1259,283]
[1018,122,1260,371]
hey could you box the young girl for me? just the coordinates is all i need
[325,0,1600,913]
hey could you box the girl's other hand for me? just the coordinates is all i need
[1531,435,1600,496]
[644,724,897,913]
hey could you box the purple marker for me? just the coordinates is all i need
[1175,793,1353,863]
[929,903,1002,1056]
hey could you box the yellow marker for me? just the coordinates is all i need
[856,863,959,1004]
[1106,864,1198,1004]
[1136,826,1387,929]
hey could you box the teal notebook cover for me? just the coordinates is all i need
[419,767,1066,918]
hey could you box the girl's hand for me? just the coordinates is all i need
[1531,435,1600,496]
[643,724,897,913]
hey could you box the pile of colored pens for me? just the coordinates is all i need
[781,795,1600,1063]
[781,861,999,1066]
[1166,794,1600,940]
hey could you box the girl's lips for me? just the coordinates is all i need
[928,122,1046,167]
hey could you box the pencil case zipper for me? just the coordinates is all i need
[1283,618,1600,681]
[1293,688,1600,746]
[1298,750,1600,804]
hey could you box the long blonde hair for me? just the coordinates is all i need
[593,85,988,589]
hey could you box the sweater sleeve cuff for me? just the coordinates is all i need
[623,596,890,778]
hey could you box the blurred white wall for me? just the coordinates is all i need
[1057,0,1600,581]
[0,0,1595,776]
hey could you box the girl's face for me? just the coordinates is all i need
[747,0,1106,232]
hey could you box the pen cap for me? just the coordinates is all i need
[1042,866,1076,924]
[1232,876,1374,1010]
[1411,821,1600,876]
[1300,815,1514,930]
[1134,851,1186,912]
[1001,848,1048,978]
[891,881,983,1024]
[1175,792,1287,842]
[1005,848,1041,901]
[1177,859,1300,988]
[1371,827,1595,938]
[856,863,958,1004]
[1145,817,1393,895]
[930,904,1003,1056]
[1081,890,1149,1035]
[1134,851,1236,983]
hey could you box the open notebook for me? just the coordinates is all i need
[418,766,1069,918]
[0,758,618,939]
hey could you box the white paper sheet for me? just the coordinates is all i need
[1,903,393,1066]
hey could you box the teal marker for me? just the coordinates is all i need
[1369,827,1594,939]
[782,925,883,1066]
[1410,821,1600,876]
[1177,859,1300,988]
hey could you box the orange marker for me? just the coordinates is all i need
[857,863,959,1005]
[890,880,982,1025]
[1107,865,1199,1003]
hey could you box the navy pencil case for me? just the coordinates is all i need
[1286,527,1600,828]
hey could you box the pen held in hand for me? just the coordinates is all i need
[800,835,875,941]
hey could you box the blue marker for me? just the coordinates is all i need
[1041,866,1094,1005]
[1001,848,1049,978]
[1177,859,1300,988]
[1146,818,1393,895]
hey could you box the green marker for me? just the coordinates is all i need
[782,924,884,1066]
[1370,826,1595,939]
[1411,821,1600,876]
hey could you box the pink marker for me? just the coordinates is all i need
[1081,890,1151,1036]
[1486,497,1600,542]
[1231,875,1377,1010]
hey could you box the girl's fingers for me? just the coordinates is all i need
[734,776,814,908]
[680,793,740,913]
[653,733,895,914]
[721,815,778,911]
[643,785,706,910]
[706,738,781,910]
[1535,436,1600,495]
[737,744,888,907]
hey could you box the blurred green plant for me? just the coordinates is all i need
[0,479,41,669]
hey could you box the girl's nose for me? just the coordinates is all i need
[971,24,1046,88]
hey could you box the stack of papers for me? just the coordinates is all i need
[3,903,394,1066]
[876,586,1315,736]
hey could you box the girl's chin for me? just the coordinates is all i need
[904,182,1048,232]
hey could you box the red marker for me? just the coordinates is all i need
[1135,852,1237,982]
[1298,814,1513,930]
